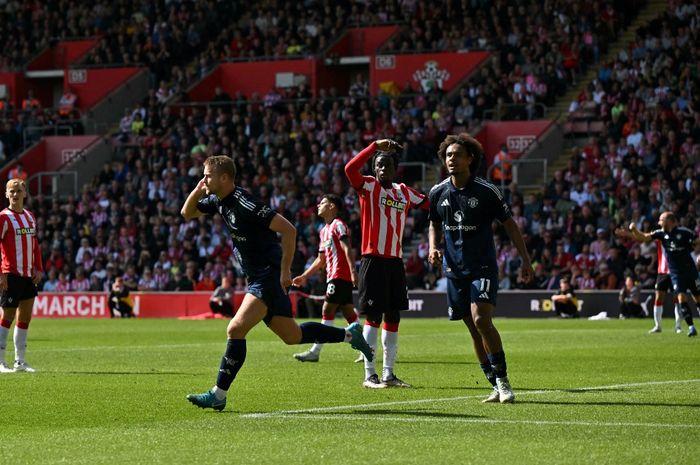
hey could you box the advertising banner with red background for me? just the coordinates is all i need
[27,40,98,71]
[475,120,555,165]
[328,26,400,57]
[370,51,490,96]
[31,292,302,319]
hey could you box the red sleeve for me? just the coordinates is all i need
[344,142,377,190]
[405,185,430,210]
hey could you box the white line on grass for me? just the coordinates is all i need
[260,414,700,430]
[242,378,700,418]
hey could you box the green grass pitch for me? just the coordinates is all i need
[1,317,698,465]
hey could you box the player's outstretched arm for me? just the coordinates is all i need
[428,221,443,268]
[626,223,652,243]
[181,178,207,220]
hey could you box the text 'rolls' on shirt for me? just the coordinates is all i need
[197,187,280,278]
[0,208,42,277]
[429,176,511,278]
[319,217,353,281]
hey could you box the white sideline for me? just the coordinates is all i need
[242,378,700,419]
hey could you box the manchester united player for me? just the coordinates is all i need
[0,179,43,373]
[291,194,359,362]
[615,226,683,333]
[428,133,533,403]
[345,139,429,388]
[620,212,700,337]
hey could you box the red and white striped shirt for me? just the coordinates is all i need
[0,208,43,277]
[345,142,428,258]
[656,239,669,274]
[319,218,353,281]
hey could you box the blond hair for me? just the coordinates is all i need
[6,178,26,193]
[204,156,236,179]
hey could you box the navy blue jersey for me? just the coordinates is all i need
[197,187,280,278]
[429,176,511,278]
[650,227,697,276]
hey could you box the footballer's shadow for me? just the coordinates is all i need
[399,360,474,365]
[335,408,485,419]
[61,370,197,376]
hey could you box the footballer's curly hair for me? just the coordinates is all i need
[204,155,236,180]
[437,133,484,174]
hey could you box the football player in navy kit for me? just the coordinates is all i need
[428,133,533,403]
[181,156,373,411]
[625,212,700,337]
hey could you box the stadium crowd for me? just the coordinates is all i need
[2,0,699,297]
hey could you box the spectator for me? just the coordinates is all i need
[209,275,235,317]
[551,278,579,318]
[109,276,134,318]
[618,276,645,319]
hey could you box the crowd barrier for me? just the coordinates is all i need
[28,290,690,319]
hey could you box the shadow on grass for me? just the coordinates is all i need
[399,360,474,365]
[330,409,485,419]
[59,371,198,376]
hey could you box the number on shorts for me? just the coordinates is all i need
[479,278,491,293]
[326,283,336,295]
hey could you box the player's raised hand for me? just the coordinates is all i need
[196,177,208,195]
[428,248,442,267]
[376,139,403,152]
[628,222,638,232]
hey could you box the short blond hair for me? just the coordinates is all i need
[204,156,236,179]
[6,178,26,193]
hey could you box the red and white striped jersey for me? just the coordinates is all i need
[319,218,353,281]
[0,208,43,277]
[345,142,428,258]
[354,178,427,257]
[656,239,669,274]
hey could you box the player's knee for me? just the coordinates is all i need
[472,313,493,333]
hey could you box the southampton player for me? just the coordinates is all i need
[182,156,373,411]
[623,212,700,337]
[291,194,359,362]
[345,139,429,388]
[615,226,683,333]
[0,179,43,373]
[428,133,533,403]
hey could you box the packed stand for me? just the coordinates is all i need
[383,0,642,123]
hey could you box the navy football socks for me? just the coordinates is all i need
[487,351,508,379]
[300,322,345,344]
[480,362,497,387]
[216,339,247,391]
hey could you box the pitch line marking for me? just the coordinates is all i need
[241,378,700,418]
[257,414,700,429]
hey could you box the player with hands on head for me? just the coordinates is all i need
[428,133,533,403]
[345,138,429,388]
[291,194,360,362]
[0,179,43,373]
[182,156,373,411]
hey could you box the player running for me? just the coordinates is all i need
[428,133,533,403]
[182,156,373,411]
[292,194,359,362]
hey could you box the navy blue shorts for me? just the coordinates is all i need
[670,271,700,296]
[247,273,293,324]
[446,272,498,321]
